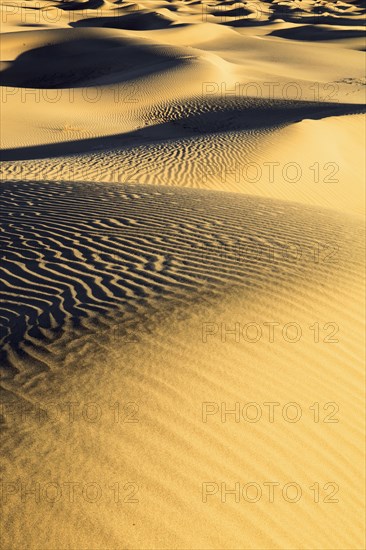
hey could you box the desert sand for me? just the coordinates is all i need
[0,1,365,549]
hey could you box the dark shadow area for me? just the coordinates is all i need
[1,98,365,161]
[270,25,366,41]
[71,11,186,30]
[57,0,105,11]
[0,33,184,88]
[1,179,363,374]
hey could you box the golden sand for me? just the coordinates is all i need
[0,1,365,548]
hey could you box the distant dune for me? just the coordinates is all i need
[1,1,365,548]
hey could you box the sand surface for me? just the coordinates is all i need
[1,1,365,548]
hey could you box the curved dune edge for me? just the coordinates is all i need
[0,179,364,367]
[1,179,365,549]
[1,110,365,216]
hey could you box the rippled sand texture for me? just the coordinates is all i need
[1,0,365,212]
[1,1,365,549]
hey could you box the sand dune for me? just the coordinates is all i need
[0,28,196,88]
[269,24,366,41]
[1,178,363,369]
[1,180,365,549]
[1,0,365,548]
